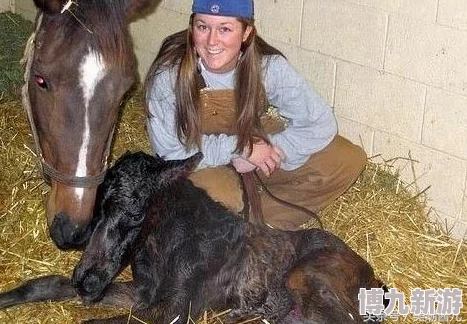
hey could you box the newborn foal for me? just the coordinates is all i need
[0,152,386,323]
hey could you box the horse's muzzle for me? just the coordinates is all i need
[49,212,92,250]
[72,265,110,304]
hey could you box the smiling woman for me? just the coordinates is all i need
[144,0,367,231]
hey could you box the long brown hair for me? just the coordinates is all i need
[143,14,284,154]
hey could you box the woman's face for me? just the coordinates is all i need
[192,14,252,73]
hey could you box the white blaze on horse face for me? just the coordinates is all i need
[75,48,107,195]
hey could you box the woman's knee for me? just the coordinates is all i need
[188,166,244,212]
[341,137,367,178]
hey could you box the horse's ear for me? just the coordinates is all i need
[33,0,67,13]
[158,153,203,185]
[124,0,158,21]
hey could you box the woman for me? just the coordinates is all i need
[144,0,366,230]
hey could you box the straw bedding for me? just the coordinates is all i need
[1,94,466,323]
[0,11,465,324]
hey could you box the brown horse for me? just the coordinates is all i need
[23,0,155,249]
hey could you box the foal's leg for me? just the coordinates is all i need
[0,275,76,309]
[0,275,135,310]
[130,246,163,309]
[95,281,135,308]
[225,283,293,323]
[256,284,294,322]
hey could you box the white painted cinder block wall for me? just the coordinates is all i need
[9,0,34,19]
[11,0,467,239]
[0,0,11,12]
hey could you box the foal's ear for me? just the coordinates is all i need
[124,0,158,21]
[158,153,203,185]
[33,0,68,13]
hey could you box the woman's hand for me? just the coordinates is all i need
[231,157,257,173]
[242,140,285,177]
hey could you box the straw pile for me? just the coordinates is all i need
[0,92,466,323]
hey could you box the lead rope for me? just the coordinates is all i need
[253,171,323,229]
[21,14,44,172]
[240,170,323,229]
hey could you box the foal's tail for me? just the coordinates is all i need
[0,275,77,309]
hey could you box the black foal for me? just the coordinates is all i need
[0,152,387,323]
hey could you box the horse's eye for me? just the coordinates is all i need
[35,75,49,90]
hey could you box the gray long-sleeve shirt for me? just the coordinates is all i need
[146,54,337,171]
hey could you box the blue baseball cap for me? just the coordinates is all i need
[192,0,254,20]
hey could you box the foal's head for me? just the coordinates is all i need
[25,0,154,249]
[72,151,203,302]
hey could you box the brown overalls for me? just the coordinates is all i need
[188,89,367,230]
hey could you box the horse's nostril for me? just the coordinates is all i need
[82,273,101,294]
[73,269,108,304]
[49,212,90,250]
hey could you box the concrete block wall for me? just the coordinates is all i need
[10,0,35,19]
[12,0,467,239]
[0,0,10,12]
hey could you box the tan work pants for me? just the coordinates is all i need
[189,135,367,230]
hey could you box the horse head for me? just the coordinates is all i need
[25,0,155,250]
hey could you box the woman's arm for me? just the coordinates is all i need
[263,55,338,170]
